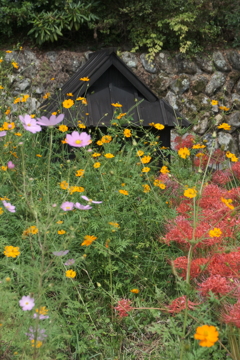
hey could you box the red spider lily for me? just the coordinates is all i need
[167,295,199,314]
[221,301,240,328]
[211,169,232,185]
[231,162,240,180]
[114,299,133,318]
[172,256,209,279]
[198,275,233,297]
[173,135,195,151]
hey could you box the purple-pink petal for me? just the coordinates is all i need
[19,114,42,134]
[53,250,69,256]
[7,161,15,169]
[66,131,91,148]
[2,200,16,213]
[33,313,50,320]
[36,114,64,126]
[74,202,92,210]
[60,201,74,211]
[19,295,35,311]
[64,258,75,266]
[0,131,7,137]
[81,195,102,204]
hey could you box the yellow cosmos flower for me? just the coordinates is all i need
[75,169,85,177]
[116,112,126,119]
[160,166,169,174]
[43,92,50,99]
[124,129,132,137]
[142,184,151,193]
[56,220,63,224]
[104,153,114,158]
[14,132,22,136]
[141,155,151,164]
[211,100,218,106]
[92,153,101,157]
[66,93,73,96]
[192,144,206,149]
[31,340,43,348]
[58,230,66,235]
[0,207,3,215]
[1,166,7,171]
[62,99,74,108]
[65,269,77,278]
[101,135,112,143]
[52,112,57,115]
[154,123,165,130]
[96,140,103,146]
[217,123,231,130]
[219,105,230,111]
[137,150,144,156]
[226,151,238,162]
[69,186,85,194]
[78,123,86,129]
[221,197,234,210]
[3,246,20,258]
[153,179,166,189]
[12,62,19,69]
[194,325,219,347]
[178,147,190,159]
[80,77,90,81]
[5,109,10,115]
[109,222,120,228]
[142,167,150,173]
[111,103,122,107]
[3,122,15,130]
[36,154,42,157]
[130,289,140,294]
[81,235,97,246]
[6,50,12,53]
[93,162,101,168]
[184,187,197,198]
[119,189,129,195]
[209,228,222,238]
[59,125,68,132]
[0,85,4,89]
[59,181,69,189]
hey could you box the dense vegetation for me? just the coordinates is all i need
[1,0,240,55]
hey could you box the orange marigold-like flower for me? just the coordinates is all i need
[141,156,151,164]
[80,77,89,81]
[194,325,219,347]
[111,103,122,107]
[217,123,231,130]
[3,245,20,258]
[101,135,112,143]
[184,187,197,198]
[59,125,68,132]
[154,123,165,130]
[75,169,85,177]
[81,235,97,246]
[136,150,144,156]
[62,99,74,109]
[93,162,101,168]
[104,153,114,158]
[160,166,169,174]
[142,167,150,173]
[65,269,76,278]
[124,129,132,137]
[119,189,129,195]
[178,147,190,159]
[59,181,69,190]
[130,289,140,294]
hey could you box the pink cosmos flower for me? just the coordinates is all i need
[53,250,69,256]
[81,195,102,204]
[7,161,15,169]
[2,200,16,213]
[19,295,35,311]
[66,131,91,147]
[26,327,47,340]
[60,201,74,211]
[36,114,64,126]
[114,299,133,318]
[0,131,7,137]
[64,259,75,266]
[19,114,42,133]
[33,313,49,320]
[74,202,92,210]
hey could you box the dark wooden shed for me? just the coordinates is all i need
[40,49,189,149]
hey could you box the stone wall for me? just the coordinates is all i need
[2,48,240,154]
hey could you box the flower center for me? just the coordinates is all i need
[27,123,31,127]
[66,206,70,209]
[75,140,82,144]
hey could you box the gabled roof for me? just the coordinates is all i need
[40,49,189,127]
